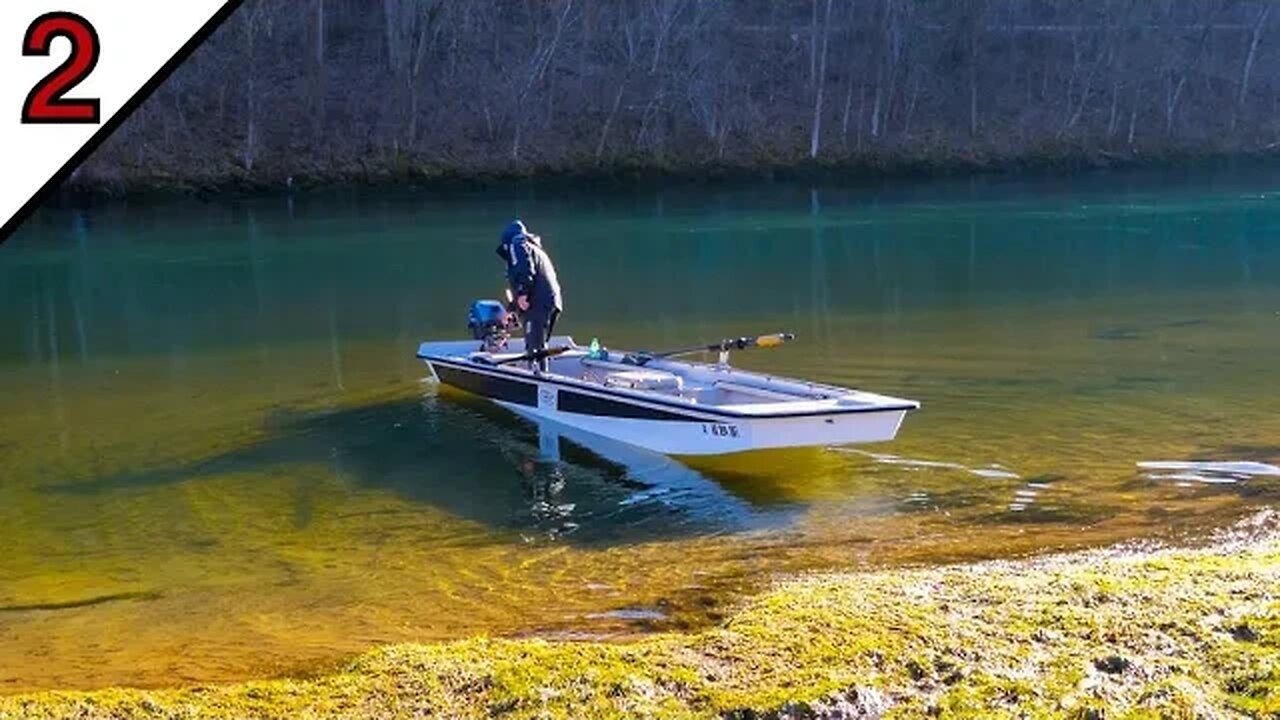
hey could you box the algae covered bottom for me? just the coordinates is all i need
[4,515,1278,719]
[1,168,1279,691]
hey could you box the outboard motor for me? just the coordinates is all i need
[467,299,517,353]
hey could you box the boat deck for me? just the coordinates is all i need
[418,337,917,417]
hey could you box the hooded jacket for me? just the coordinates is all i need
[499,221,562,314]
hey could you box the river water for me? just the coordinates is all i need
[2,168,1279,691]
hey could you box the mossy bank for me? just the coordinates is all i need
[4,514,1279,720]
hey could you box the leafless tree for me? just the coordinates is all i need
[72,0,1280,191]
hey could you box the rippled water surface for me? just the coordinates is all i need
[2,168,1279,690]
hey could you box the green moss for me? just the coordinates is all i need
[4,530,1280,719]
[1217,603,1280,717]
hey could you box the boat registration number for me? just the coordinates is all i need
[538,386,558,411]
[702,423,740,438]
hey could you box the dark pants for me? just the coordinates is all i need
[524,307,560,372]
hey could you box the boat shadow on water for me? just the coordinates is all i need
[41,387,815,546]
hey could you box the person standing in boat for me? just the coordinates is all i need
[497,219,563,372]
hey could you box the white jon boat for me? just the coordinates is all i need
[417,301,919,456]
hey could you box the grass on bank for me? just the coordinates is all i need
[3,518,1279,720]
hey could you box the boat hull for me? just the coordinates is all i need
[422,350,911,456]
[496,398,908,455]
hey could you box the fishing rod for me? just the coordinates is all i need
[623,332,795,366]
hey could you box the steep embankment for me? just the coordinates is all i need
[65,1,1280,195]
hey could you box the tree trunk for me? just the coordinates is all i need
[967,2,980,139]
[969,61,977,138]
[809,0,819,88]
[1233,4,1271,133]
[596,84,626,161]
[856,83,865,151]
[408,1,439,149]
[871,84,881,139]
[841,76,854,146]
[384,0,399,70]
[316,0,325,65]
[870,0,890,140]
[243,13,257,172]
[1128,86,1139,146]
[1165,73,1185,136]
[1107,79,1120,138]
[651,0,678,75]
[809,0,833,159]
[903,74,920,136]
[313,0,327,145]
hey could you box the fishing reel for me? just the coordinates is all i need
[467,299,520,353]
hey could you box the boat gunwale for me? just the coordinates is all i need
[419,353,920,420]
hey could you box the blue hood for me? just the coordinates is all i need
[500,220,527,244]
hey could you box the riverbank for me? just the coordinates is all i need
[57,0,1280,211]
[58,142,1280,202]
[4,512,1277,720]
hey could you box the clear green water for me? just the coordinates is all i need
[2,168,1279,691]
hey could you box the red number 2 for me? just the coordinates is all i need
[21,12,101,124]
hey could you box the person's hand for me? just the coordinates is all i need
[517,295,530,311]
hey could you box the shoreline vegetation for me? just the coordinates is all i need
[59,0,1280,200]
[58,145,1280,202]
[4,513,1277,720]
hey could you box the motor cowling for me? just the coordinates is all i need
[467,299,516,352]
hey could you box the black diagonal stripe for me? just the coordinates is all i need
[434,364,538,407]
[0,1,246,245]
[556,389,705,422]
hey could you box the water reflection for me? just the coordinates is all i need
[1138,460,1280,485]
[838,448,1021,481]
[41,389,802,546]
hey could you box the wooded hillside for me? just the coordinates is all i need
[77,0,1280,190]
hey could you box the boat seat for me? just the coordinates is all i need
[580,358,683,393]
